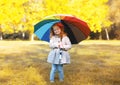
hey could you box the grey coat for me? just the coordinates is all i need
[47,36,72,64]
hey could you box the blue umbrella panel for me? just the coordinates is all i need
[34,19,60,42]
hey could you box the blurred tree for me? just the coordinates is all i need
[109,0,120,40]
[22,0,44,40]
[109,0,120,25]
[0,0,44,40]
[43,0,112,40]
[0,0,112,40]
[0,0,29,39]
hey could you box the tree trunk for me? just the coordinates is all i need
[30,33,34,41]
[0,32,3,40]
[105,28,109,40]
[0,35,3,40]
[99,32,102,40]
[22,32,25,39]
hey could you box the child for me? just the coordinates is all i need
[47,22,72,83]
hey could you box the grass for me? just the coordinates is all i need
[0,40,120,85]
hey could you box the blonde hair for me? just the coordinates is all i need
[50,22,66,40]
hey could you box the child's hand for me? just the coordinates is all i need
[58,42,63,48]
[58,42,60,48]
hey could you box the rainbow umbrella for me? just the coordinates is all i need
[34,14,90,44]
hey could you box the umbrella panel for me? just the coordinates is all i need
[63,16,90,37]
[61,20,86,44]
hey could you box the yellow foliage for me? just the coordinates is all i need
[43,0,112,32]
[0,0,112,34]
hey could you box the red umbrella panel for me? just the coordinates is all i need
[60,15,90,44]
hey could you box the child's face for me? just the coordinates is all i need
[53,25,61,35]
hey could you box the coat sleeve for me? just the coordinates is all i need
[49,37,59,48]
[62,36,72,50]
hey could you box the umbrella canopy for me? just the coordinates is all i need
[34,14,90,44]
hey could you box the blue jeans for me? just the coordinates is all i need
[50,64,64,81]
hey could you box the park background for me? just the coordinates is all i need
[0,0,120,40]
[0,0,120,85]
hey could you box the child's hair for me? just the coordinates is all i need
[50,22,66,40]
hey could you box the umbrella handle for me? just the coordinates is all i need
[59,49,62,59]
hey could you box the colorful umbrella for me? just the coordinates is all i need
[34,14,90,44]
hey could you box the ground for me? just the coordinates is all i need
[0,40,120,85]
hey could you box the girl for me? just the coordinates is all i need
[47,22,72,83]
